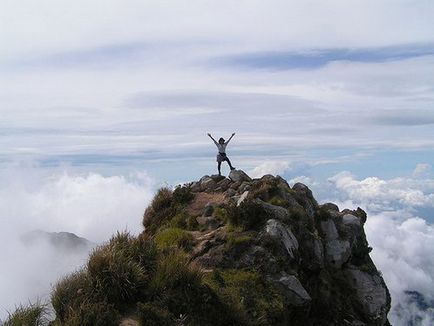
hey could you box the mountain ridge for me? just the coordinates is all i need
[6,169,391,326]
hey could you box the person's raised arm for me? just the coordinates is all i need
[207,133,218,145]
[225,133,236,144]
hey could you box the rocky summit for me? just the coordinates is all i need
[182,170,391,325]
[44,170,390,326]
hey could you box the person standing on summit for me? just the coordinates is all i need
[207,133,236,176]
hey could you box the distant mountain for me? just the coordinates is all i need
[394,290,434,325]
[20,230,94,252]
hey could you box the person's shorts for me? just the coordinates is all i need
[216,152,228,163]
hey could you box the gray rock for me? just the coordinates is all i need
[320,219,339,240]
[201,177,217,191]
[229,169,252,183]
[343,214,361,227]
[203,204,214,217]
[239,181,251,193]
[237,191,249,206]
[299,231,324,271]
[196,216,219,230]
[344,268,389,325]
[325,239,351,268]
[224,188,236,197]
[321,203,340,212]
[272,273,311,306]
[259,200,290,222]
[265,219,298,259]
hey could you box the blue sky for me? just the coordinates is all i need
[1,1,434,323]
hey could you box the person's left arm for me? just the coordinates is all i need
[225,133,236,144]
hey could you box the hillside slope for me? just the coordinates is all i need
[46,170,390,326]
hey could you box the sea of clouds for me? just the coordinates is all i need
[1,163,433,325]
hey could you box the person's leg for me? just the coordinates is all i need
[218,162,222,175]
[225,157,235,170]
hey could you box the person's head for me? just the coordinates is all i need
[219,137,225,144]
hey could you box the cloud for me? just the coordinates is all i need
[0,165,154,319]
[328,170,434,212]
[249,160,291,178]
[214,44,434,70]
[413,163,432,178]
[307,166,434,325]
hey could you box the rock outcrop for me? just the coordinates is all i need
[185,170,391,325]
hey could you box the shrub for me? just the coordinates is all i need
[154,228,193,251]
[213,207,229,224]
[268,196,286,207]
[4,302,49,326]
[144,186,195,234]
[226,200,269,231]
[151,249,202,291]
[203,269,286,325]
[143,188,174,233]
[172,185,194,205]
[87,232,156,308]
[63,301,120,326]
[168,211,198,230]
[137,302,173,326]
[51,269,90,322]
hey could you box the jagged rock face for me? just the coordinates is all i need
[185,170,391,325]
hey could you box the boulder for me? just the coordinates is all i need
[265,219,298,260]
[325,239,351,268]
[344,268,389,325]
[272,273,312,306]
[229,169,252,183]
[321,203,340,212]
[320,219,339,241]
[259,200,290,222]
[237,191,249,206]
[343,214,361,227]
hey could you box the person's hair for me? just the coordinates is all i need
[218,138,225,143]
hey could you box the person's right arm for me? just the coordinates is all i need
[207,133,218,145]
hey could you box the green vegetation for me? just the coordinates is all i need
[143,186,195,234]
[204,269,287,325]
[154,227,193,251]
[51,232,156,325]
[226,200,269,231]
[3,302,49,326]
[225,233,253,249]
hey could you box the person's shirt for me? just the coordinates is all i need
[214,141,228,154]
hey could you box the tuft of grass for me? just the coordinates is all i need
[225,233,252,249]
[226,200,269,231]
[268,196,286,207]
[168,211,198,230]
[87,232,156,308]
[154,227,193,251]
[143,187,174,234]
[137,302,173,326]
[62,301,120,326]
[203,269,286,325]
[151,249,202,291]
[4,301,49,326]
[172,185,194,205]
[143,186,196,234]
[51,269,90,322]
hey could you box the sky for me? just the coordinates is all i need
[1,0,434,324]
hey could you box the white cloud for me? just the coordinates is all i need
[0,165,154,319]
[315,167,434,325]
[328,170,434,211]
[413,163,432,178]
[249,160,291,178]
